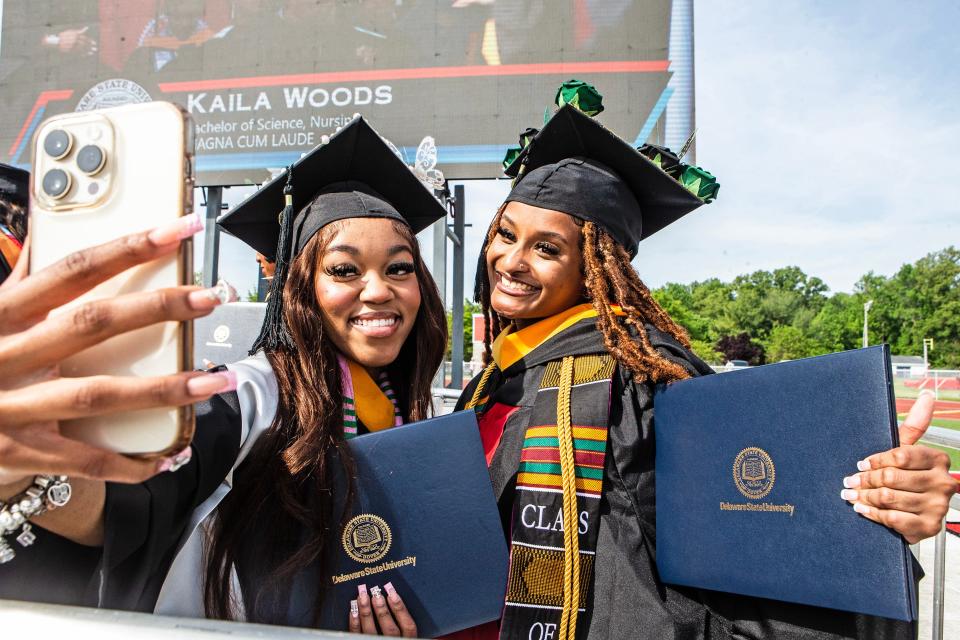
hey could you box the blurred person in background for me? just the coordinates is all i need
[0,164,29,286]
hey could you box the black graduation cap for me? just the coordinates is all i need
[219,116,446,261]
[218,116,447,354]
[0,163,29,208]
[504,105,708,256]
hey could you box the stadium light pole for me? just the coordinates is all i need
[923,337,934,372]
[862,300,874,348]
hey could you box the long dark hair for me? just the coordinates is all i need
[476,206,691,384]
[204,219,447,624]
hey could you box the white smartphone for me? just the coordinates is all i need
[29,101,195,457]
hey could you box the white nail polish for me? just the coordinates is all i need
[853,502,870,515]
[840,489,857,501]
[843,475,860,489]
[856,459,871,471]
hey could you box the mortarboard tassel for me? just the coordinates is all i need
[250,168,298,354]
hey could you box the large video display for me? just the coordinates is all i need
[0,1,678,184]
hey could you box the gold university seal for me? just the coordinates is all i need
[733,447,776,500]
[342,513,392,564]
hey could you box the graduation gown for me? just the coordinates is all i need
[455,314,917,640]
[0,354,274,616]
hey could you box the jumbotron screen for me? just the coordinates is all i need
[0,1,678,184]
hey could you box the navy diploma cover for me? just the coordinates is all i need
[319,410,509,636]
[654,346,917,620]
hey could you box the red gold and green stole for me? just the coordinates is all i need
[465,303,620,412]
[337,354,401,439]
[466,305,621,640]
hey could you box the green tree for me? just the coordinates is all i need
[446,300,482,362]
[652,282,713,341]
[689,338,725,365]
[649,249,959,367]
[763,325,821,362]
[808,292,864,352]
[856,247,959,366]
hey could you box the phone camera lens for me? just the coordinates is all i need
[43,129,73,159]
[76,144,106,175]
[42,169,72,199]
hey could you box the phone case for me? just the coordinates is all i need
[29,102,194,456]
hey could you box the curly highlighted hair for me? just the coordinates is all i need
[476,205,692,384]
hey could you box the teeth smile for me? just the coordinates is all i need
[351,317,398,327]
[500,273,537,292]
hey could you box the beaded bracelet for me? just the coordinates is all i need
[0,475,72,564]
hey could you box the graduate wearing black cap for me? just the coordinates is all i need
[158,116,448,630]
[0,117,447,630]
[454,104,920,640]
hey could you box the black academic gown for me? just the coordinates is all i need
[0,390,242,611]
[0,354,373,627]
[456,317,917,640]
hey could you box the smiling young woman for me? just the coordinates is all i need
[316,218,424,366]
[0,118,447,637]
[454,105,955,640]
[485,202,585,327]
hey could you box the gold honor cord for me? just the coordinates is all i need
[556,356,581,640]
[465,361,497,410]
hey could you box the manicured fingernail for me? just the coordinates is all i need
[840,489,858,501]
[186,371,237,396]
[843,475,861,489]
[167,446,192,472]
[358,584,367,599]
[188,279,237,310]
[350,600,359,617]
[384,582,400,603]
[856,459,871,471]
[370,585,383,603]
[156,458,173,473]
[853,502,870,515]
[148,213,202,245]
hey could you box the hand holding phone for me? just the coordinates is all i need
[0,222,235,485]
[29,102,204,456]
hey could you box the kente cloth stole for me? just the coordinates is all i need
[499,354,617,640]
[337,354,402,439]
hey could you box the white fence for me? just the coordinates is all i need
[898,369,960,401]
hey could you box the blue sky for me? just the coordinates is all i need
[207,0,959,302]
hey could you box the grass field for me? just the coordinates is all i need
[929,418,960,432]
[894,383,960,468]
[893,378,960,401]
[920,442,960,470]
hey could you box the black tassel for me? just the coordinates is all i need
[250,167,297,355]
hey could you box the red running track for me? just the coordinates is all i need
[895,397,960,418]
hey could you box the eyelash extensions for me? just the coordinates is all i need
[326,261,416,279]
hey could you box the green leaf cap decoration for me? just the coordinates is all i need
[638,143,683,179]
[680,165,720,203]
[638,143,719,203]
[513,79,720,204]
[519,127,539,148]
[502,146,522,171]
[554,79,604,117]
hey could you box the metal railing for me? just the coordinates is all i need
[933,522,948,640]
[897,369,960,401]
